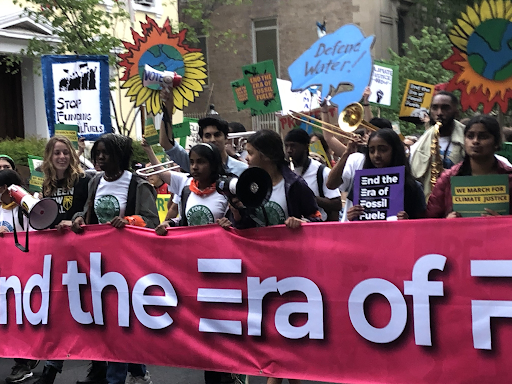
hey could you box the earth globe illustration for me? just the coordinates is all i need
[138,44,186,90]
[467,18,512,81]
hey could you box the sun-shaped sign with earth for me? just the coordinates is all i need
[443,0,512,113]
[119,16,207,115]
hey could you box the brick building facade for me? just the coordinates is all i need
[183,0,415,130]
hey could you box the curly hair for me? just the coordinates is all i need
[41,136,84,197]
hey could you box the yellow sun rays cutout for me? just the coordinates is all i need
[443,0,512,112]
[119,16,207,115]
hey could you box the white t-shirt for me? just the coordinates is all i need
[0,205,30,232]
[339,152,365,222]
[168,171,228,226]
[94,171,132,224]
[294,159,341,221]
[253,178,288,226]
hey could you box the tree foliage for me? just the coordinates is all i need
[378,26,454,136]
[178,0,250,47]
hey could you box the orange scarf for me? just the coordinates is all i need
[189,179,217,197]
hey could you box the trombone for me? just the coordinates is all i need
[136,161,181,177]
[290,102,379,141]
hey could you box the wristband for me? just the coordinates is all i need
[362,102,370,106]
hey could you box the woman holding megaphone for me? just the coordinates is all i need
[231,129,322,230]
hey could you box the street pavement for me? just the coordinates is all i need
[0,359,329,384]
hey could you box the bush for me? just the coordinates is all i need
[0,136,151,168]
[0,137,48,167]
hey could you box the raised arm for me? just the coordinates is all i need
[326,139,359,190]
[321,102,347,157]
[141,137,171,186]
[159,85,175,151]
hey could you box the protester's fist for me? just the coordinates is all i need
[362,86,371,102]
[71,216,85,234]
[160,85,173,103]
[141,137,151,150]
[155,221,170,236]
[347,205,364,221]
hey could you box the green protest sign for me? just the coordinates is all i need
[242,60,282,116]
[173,118,198,139]
[144,116,159,146]
[28,155,44,193]
[231,78,250,111]
[451,174,509,217]
[54,124,78,149]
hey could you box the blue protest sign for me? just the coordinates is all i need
[288,24,374,115]
[41,55,112,140]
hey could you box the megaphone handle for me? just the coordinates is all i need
[246,207,270,228]
[11,210,29,252]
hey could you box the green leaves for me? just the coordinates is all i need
[379,26,453,135]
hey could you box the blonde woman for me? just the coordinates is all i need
[32,136,93,384]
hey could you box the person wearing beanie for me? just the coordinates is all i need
[284,129,341,221]
[0,155,16,171]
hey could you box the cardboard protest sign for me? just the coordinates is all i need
[184,120,201,150]
[443,2,512,113]
[41,55,112,140]
[156,193,171,223]
[231,79,250,111]
[309,140,331,168]
[368,61,399,110]
[144,116,159,146]
[173,118,197,139]
[277,79,320,115]
[242,60,282,116]
[451,174,509,217]
[54,124,78,149]
[399,80,435,124]
[353,166,405,220]
[288,24,374,121]
[28,155,44,193]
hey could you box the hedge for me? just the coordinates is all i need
[0,137,150,168]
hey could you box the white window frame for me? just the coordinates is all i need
[131,0,163,18]
[252,18,280,77]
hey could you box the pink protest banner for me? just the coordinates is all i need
[1,219,512,383]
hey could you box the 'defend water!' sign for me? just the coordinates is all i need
[288,24,374,114]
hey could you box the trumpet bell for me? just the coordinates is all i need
[338,103,364,133]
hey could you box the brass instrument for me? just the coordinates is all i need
[430,121,443,188]
[289,111,357,142]
[290,102,379,142]
[227,131,255,153]
[338,102,379,133]
[136,161,181,177]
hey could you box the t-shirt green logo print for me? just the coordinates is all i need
[255,201,286,226]
[187,205,214,226]
[95,195,120,223]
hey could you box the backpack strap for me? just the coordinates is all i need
[316,164,326,198]
[178,185,192,227]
